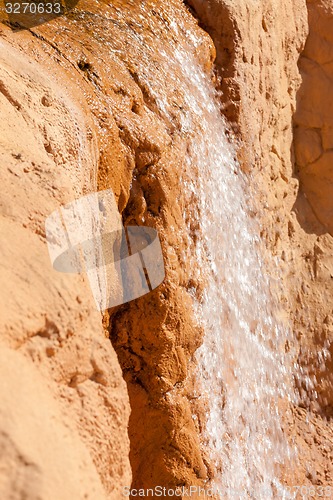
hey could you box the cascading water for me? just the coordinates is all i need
[70,3,297,496]
[129,16,296,498]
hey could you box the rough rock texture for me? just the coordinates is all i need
[188,0,333,487]
[0,22,132,500]
[0,1,214,495]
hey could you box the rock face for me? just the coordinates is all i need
[0,1,213,494]
[291,0,333,483]
[0,32,131,499]
[294,0,333,235]
[1,0,333,496]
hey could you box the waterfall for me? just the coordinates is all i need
[142,18,296,499]
[86,4,296,496]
